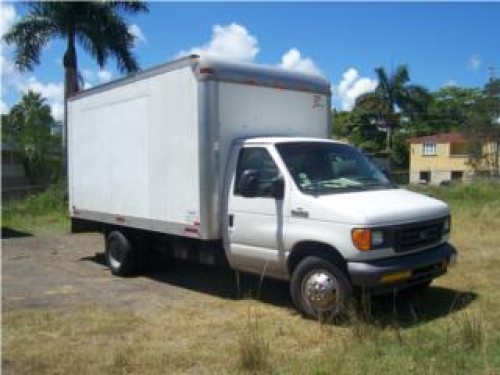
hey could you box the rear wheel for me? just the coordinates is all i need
[105,231,137,276]
[290,256,352,321]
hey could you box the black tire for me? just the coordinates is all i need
[105,231,137,276]
[404,279,432,295]
[290,256,352,321]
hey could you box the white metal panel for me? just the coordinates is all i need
[69,67,201,232]
[217,83,328,182]
[110,96,150,216]
[147,67,200,225]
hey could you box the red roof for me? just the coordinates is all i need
[409,132,467,144]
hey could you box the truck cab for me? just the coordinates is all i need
[224,137,457,319]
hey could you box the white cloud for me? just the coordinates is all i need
[82,69,94,81]
[16,77,64,121]
[50,102,64,121]
[81,68,112,84]
[1,99,8,114]
[97,69,112,83]
[1,3,17,79]
[443,79,458,87]
[334,68,378,111]
[468,54,481,72]
[279,48,321,76]
[18,77,63,102]
[129,24,146,45]
[1,3,17,37]
[177,23,259,62]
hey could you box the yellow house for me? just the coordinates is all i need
[409,132,499,185]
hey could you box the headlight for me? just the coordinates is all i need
[372,231,384,246]
[443,217,451,234]
[351,228,385,251]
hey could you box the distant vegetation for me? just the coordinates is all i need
[2,181,68,234]
[332,68,500,173]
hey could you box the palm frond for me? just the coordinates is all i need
[3,15,56,71]
[109,1,149,14]
[73,3,140,73]
[393,65,410,87]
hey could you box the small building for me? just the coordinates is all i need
[409,132,498,185]
[2,142,33,199]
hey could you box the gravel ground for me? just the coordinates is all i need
[2,232,291,315]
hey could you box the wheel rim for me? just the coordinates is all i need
[108,239,124,270]
[301,269,339,314]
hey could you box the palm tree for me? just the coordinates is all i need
[3,1,149,176]
[355,65,429,151]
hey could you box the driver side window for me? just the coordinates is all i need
[234,148,280,198]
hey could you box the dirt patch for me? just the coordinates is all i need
[2,233,291,315]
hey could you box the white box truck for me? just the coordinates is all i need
[68,55,457,319]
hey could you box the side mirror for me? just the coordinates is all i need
[238,169,260,197]
[271,176,285,200]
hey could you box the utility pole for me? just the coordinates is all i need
[487,66,499,176]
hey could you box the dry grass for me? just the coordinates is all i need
[3,182,500,374]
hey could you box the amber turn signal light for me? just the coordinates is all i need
[352,228,371,251]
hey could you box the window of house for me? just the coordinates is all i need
[420,171,431,183]
[450,143,467,156]
[422,142,437,156]
[451,171,463,181]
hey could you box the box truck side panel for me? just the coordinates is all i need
[147,68,200,227]
[69,66,200,235]
[217,82,329,176]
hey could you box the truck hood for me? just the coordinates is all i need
[298,188,449,225]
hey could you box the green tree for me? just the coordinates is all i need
[464,78,500,175]
[3,1,149,176]
[421,86,482,134]
[354,65,430,151]
[3,91,59,185]
[332,109,385,152]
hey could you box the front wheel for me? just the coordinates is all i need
[290,256,352,321]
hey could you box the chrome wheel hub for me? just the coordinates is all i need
[108,241,123,269]
[302,270,338,312]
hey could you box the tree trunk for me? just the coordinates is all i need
[62,31,78,178]
[386,125,392,151]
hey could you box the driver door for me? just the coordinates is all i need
[226,146,287,277]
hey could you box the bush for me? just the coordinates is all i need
[2,180,68,232]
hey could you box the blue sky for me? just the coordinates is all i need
[1,2,499,119]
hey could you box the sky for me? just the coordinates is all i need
[1,2,500,121]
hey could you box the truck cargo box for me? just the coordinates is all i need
[68,55,331,240]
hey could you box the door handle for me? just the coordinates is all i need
[228,214,234,228]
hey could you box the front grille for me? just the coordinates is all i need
[394,219,445,253]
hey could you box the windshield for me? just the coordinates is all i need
[275,142,391,195]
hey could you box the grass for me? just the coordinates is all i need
[237,303,271,372]
[3,181,500,374]
[2,181,69,234]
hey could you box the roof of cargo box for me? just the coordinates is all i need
[69,55,331,101]
[195,56,331,95]
[238,136,345,145]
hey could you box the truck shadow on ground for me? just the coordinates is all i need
[83,252,476,328]
[355,288,477,328]
[1,227,32,239]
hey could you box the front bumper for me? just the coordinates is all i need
[347,242,457,294]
